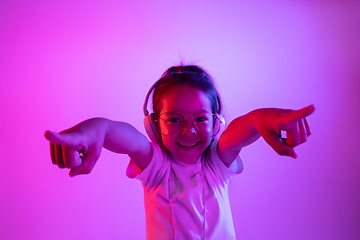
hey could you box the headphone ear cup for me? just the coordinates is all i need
[144,113,162,143]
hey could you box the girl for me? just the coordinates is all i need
[45,65,314,240]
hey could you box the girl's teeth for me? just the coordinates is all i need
[180,143,197,147]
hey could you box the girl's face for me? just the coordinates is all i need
[158,85,213,164]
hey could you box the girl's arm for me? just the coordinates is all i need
[217,105,315,167]
[45,118,152,177]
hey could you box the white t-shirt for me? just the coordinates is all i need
[126,140,243,240]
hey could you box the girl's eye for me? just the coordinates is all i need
[167,118,182,123]
[196,117,208,123]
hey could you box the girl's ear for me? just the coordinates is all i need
[144,113,163,143]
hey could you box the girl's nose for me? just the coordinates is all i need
[181,119,196,136]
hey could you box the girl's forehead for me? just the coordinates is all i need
[160,85,212,114]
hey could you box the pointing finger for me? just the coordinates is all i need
[45,131,83,150]
[280,105,315,127]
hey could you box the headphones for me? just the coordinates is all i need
[143,78,225,144]
[143,80,163,143]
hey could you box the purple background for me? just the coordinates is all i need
[1,0,359,239]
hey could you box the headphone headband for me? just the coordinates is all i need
[143,69,222,117]
[143,80,159,116]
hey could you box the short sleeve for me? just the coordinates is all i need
[207,140,244,181]
[126,142,170,188]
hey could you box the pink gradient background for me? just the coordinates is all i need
[1,0,359,239]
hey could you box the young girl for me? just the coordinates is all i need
[45,65,314,240]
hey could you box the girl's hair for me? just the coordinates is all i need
[152,65,222,117]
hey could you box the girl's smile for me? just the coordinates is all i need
[158,85,214,164]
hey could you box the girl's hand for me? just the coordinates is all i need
[253,105,315,158]
[45,118,106,177]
